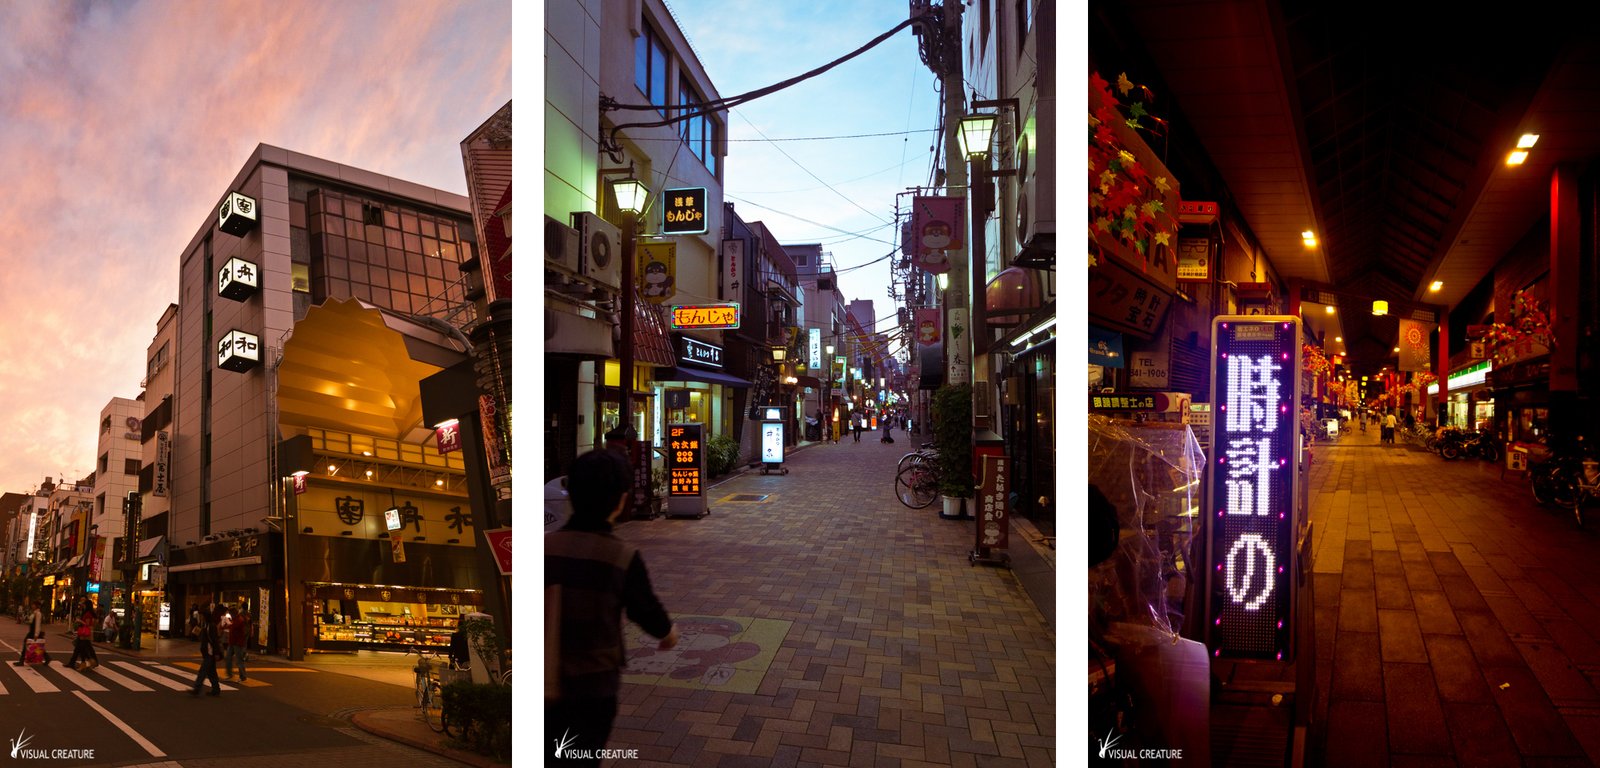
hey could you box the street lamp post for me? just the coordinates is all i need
[610,177,649,437]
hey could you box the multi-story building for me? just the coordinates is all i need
[164,144,484,659]
[128,303,178,636]
[545,0,732,480]
[0,492,31,575]
[786,244,851,437]
[42,475,94,611]
[89,396,142,612]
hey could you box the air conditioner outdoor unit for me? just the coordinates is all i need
[545,214,580,274]
[572,211,621,290]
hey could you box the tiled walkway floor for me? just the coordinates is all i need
[606,434,1056,767]
[1309,426,1600,766]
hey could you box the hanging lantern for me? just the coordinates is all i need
[1372,300,1389,316]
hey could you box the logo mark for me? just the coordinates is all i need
[11,728,34,759]
[1097,732,1121,759]
[553,729,578,758]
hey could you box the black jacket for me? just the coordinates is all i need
[546,527,672,699]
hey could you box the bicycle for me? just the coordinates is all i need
[1530,440,1598,527]
[408,646,449,733]
[895,445,940,509]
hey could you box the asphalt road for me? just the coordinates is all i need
[0,620,459,767]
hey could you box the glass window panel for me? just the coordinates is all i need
[635,26,649,95]
[410,273,429,295]
[443,261,460,283]
[375,442,400,461]
[401,213,419,234]
[422,451,446,467]
[421,219,437,238]
[346,220,364,239]
[370,268,389,288]
[438,242,458,262]
[425,257,443,279]
[400,444,424,463]
[438,222,457,242]
[327,259,348,280]
[422,238,440,258]
[364,223,383,244]
[290,204,306,229]
[343,200,364,220]
[325,235,345,258]
[349,262,369,284]
[351,435,375,455]
[427,277,445,297]
[348,241,366,263]
[292,263,310,293]
[385,229,403,249]
[651,39,667,116]
[403,233,422,253]
[327,279,350,300]
[310,212,328,235]
[407,253,425,273]
[351,283,372,302]
[384,210,399,229]
[390,292,411,313]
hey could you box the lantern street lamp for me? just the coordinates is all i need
[609,176,649,438]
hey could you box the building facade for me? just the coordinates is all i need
[546,0,733,487]
[88,396,142,613]
[164,145,483,659]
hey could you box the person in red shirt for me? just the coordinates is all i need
[225,606,251,681]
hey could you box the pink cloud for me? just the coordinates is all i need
[0,0,510,492]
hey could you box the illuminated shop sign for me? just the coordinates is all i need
[661,187,708,235]
[218,191,258,236]
[1426,359,1493,395]
[217,329,261,372]
[670,303,740,330]
[666,424,704,497]
[678,337,724,369]
[1206,316,1302,660]
[218,257,259,301]
[809,328,822,369]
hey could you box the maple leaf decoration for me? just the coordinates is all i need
[1089,70,1175,275]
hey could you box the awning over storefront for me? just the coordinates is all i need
[655,367,753,388]
[635,294,676,366]
[137,535,166,561]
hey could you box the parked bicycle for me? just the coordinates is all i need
[895,444,941,509]
[1529,439,1598,527]
[409,646,447,733]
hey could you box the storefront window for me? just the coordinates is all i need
[307,584,480,649]
[1516,407,1549,444]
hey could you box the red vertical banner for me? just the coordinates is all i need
[909,196,963,274]
[914,307,944,389]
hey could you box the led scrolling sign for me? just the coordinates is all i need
[1206,317,1302,661]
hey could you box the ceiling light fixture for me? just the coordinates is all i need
[1325,305,1335,314]
[1372,300,1389,316]
[1517,133,1540,149]
[1507,150,1529,166]
[1335,336,1343,343]
[1429,280,1444,292]
[1301,230,1317,247]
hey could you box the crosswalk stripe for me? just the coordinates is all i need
[51,664,108,691]
[158,662,238,691]
[114,661,236,692]
[111,662,195,691]
[86,663,153,692]
[10,664,61,693]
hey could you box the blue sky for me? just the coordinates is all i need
[657,0,945,346]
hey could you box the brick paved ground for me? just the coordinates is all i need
[606,433,1056,767]
[1309,425,1600,766]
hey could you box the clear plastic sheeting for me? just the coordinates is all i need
[1088,414,1205,643]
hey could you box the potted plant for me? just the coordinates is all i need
[932,383,974,519]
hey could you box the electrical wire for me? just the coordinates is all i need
[735,112,892,226]
[723,193,897,247]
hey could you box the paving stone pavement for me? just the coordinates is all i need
[1309,426,1600,767]
[606,431,1056,767]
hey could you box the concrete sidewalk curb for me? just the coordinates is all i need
[350,706,504,767]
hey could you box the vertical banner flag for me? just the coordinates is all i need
[914,308,944,389]
[909,196,964,274]
[637,241,677,304]
[1398,318,1431,372]
[1205,316,1303,661]
[722,239,743,300]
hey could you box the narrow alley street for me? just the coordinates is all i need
[604,434,1056,767]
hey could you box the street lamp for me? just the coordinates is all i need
[609,175,649,439]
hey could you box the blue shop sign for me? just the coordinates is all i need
[1089,325,1124,368]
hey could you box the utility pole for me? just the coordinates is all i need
[939,2,970,390]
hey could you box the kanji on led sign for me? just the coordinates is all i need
[1207,318,1300,660]
[666,424,704,497]
[217,329,261,373]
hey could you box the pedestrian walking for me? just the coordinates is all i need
[68,605,99,670]
[1384,411,1398,444]
[13,600,52,667]
[546,449,679,766]
[225,606,250,681]
[852,412,863,443]
[189,606,224,696]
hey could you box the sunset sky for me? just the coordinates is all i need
[0,1,510,493]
